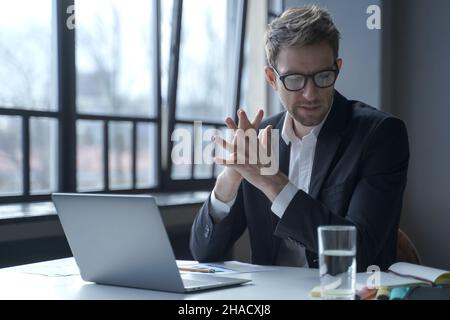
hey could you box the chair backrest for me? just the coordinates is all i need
[396,229,422,265]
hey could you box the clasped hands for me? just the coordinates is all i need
[212,109,289,202]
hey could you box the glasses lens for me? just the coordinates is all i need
[284,74,306,91]
[314,71,336,88]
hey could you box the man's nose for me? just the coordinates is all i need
[302,78,319,101]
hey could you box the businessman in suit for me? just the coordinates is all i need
[190,6,409,272]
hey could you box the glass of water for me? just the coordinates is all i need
[318,226,357,300]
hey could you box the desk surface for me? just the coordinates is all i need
[0,258,321,300]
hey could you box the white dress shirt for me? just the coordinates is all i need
[209,108,330,267]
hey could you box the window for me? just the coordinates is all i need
[0,0,55,111]
[176,0,239,123]
[30,117,58,195]
[0,116,22,195]
[76,0,157,118]
[76,120,104,191]
[168,0,247,186]
[0,0,248,205]
[0,0,57,201]
[240,0,284,116]
[75,0,159,193]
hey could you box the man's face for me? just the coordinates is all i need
[266,42,342,127]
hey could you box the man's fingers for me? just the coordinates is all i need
[238,110,252,129]
[225,117,238,130]
[226,109,264,133]
[260,125,273,151]
[214,153,237,166]
[234,129,249,164]
[213,135,234,153]
[251,109,264,129]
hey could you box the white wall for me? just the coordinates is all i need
[388,0,450,269]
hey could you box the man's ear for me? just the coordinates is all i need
[264,67,278,91]
[336,58,343,71]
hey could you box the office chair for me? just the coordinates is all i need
[396,229,422,265]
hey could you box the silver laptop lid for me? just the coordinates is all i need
[52,193,185,292]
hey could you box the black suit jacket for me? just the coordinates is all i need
[190,91,409,272]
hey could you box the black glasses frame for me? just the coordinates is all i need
[271,62,340,92]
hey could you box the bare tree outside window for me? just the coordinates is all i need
[0,1,53,110]
[30,118,58,194]
[0,1,56,197]
[76,0,155,117]
[171,0,241,180]
[109,121,133,189]
[77,120,104,191]
[176,0,239,123]
[0,116,22,195]
[0,0,247,202]
[75,0,157,191]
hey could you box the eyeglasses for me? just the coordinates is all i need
[271,62,339,92]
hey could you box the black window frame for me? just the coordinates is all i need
[164,0,248,192]
[0,0,249,205]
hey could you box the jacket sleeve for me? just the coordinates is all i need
[274,117,410,271]
[189,184,247,262]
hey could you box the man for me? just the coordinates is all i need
[190,5,409,272]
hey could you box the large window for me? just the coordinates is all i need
[0,116,22,195]
[0,0,57,201]
[0,1,55,111]
[176,0,239,123]
[76,0,157,118]
[75,0,159,192]
[168,0,247,185]
[0,0,248,205]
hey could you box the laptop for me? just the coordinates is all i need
[52,193,251,293]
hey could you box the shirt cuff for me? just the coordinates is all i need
[271,182,299,219]
[209,188,237,223]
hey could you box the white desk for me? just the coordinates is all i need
[0,258,321,300]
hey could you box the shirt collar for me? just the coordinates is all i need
[281,97,334,145]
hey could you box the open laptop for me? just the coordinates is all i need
[52,193,251,293]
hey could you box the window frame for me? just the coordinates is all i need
[0,108,59,203]
[0,0,249,204]
[164,0,248,192]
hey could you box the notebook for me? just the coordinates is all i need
[361,262,450,289]
[311,262,450,297]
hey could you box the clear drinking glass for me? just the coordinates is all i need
[318,226,357,300]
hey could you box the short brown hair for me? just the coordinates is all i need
[265,5,341,67]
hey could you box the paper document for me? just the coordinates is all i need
[2,258,80,277]
[177,260,279,275]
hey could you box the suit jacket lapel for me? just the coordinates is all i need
[309,91,349,200]
[308,133,341,199]
[270,113,290,264]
